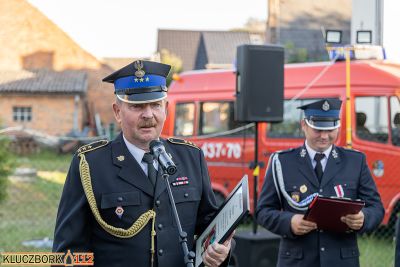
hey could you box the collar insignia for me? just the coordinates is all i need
[117,155,125,161]
[300,148,307,158]
[332,149,338,159]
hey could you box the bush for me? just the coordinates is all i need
[0,137,16,203]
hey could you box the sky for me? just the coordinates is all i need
[27,0,267,58]
[383,1,400,61]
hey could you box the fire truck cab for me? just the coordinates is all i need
[162,59,400,227]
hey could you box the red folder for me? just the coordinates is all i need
[304,196,365,233]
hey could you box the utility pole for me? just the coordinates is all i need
[266,0,280,44]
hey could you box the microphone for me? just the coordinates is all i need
[149,140,177,175]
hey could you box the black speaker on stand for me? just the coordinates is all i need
[235,44,284,123]
[232,45,284,267]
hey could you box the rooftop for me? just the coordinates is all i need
[0,69,87,94]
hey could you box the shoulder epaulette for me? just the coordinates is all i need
[167,137,200,150]
[76,140,109,155]
[276,148,295,154]
[342,147,361,153]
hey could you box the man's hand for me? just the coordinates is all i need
[202,232,234,267]
[341,211,364,230]
[291,214,317,235]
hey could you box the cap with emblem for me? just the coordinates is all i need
[298,98,342,130]
[102,60,171,104]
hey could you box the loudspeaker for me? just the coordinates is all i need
[235,45,284,122]
[231,230,281,267]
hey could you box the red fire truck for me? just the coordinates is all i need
[162,59,400,227]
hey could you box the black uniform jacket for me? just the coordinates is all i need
[256,145,384,267]
[396,221,400,267]
[53,134,219,267]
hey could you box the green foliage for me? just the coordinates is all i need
[160,49,183,86]
[285,41,308,63]
[0,137,16,203]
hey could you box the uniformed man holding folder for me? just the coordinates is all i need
[256,98,384,267]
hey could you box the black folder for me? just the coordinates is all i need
[304,195,365,232]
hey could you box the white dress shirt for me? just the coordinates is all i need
[123,135,158,175]
[305,140,332,171]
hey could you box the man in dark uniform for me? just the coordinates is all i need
[256,98,384,267]
[396,219,400,267]
[53,60,232,267]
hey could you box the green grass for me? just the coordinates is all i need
[359,234,395,267]
[0,149,69,252]
[16,149,73,172]
[0,178,63,251]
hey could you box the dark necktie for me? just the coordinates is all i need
[142,153,157,186]
[314,153,325,182]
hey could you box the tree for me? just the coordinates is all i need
[285,41,308,63]
[0,137,16,203]
[231,17,266,34]
[160,49,183,86]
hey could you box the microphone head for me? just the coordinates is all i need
[149,139,177,175]
[166,165,177,175]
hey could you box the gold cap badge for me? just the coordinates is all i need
[134,60,145,78]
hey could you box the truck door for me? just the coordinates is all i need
[354,95,400,226]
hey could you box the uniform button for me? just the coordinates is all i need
[158,224,163,230]
[158,249,163,256]
[321,247,325,252]
[285,251,290,256]
[184,193,189,198]
[319,189,323,193]
[156,200,161,206]
[319,229,324,233]
[117,197,123,202]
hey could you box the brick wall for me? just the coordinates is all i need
[0,0,117,129]
[0,94,84,136]
[85,68,117,127]
[0,0,102,71]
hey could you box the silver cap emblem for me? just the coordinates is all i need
[322,101,330,111]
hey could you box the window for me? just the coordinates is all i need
[267,99,316,138]
[174,103,195,137]
[13,106,32,122]
[355,96,388,143]
[390,96,400,146]
[199,101,253,137]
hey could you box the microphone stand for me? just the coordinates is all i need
[162,172,195,267]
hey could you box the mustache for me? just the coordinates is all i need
[138,120,156,128]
